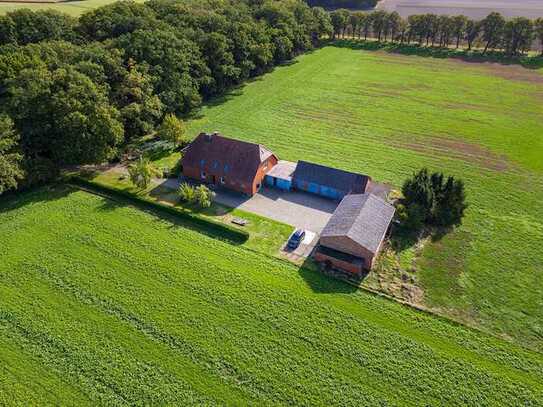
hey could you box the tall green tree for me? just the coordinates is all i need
[157,114,186,147]
[451,15,468,48]
[385,11,402,42]
[311,7,333,41]
[536,18,543,55]
[5,66,124,166]
[330,9,348,39]
[0,15,16,45]
[371,10,388,42]
[6,9,79,45]
[78,0,157,41]
[465,18,481,50]
[503,17,534,56]
[402,168,467,228]
[362,12,373,40]
[113,64,164,140]
[0,115,23,195]
[481,12,505,54]
[348,12,362,39]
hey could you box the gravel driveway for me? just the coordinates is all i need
[157,178,338,233]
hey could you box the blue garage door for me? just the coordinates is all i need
[265,175,275,187]
[308,182,320,194]
[320,186,342,200]
[276,178,292,191]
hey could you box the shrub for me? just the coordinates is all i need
[128,157,162,189]
[178,182,196,203]
[194,185,214,208]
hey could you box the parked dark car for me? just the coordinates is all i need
[287,229,305,249]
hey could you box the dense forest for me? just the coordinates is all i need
[0,0,333,194]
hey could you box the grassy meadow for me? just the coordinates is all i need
[0,0,144,16]
[184,45,543,350]
[1,186,543,405]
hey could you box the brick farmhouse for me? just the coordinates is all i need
[181,132,278,196]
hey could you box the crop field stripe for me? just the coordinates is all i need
[1,187,543,404]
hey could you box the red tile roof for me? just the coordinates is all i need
[182,133,275,184]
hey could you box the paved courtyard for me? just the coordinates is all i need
[158,178,338,233]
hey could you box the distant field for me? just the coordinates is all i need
[1,186,543,404]
[378,0,543,19]
[0,0,144,16]
[185,45,543,351]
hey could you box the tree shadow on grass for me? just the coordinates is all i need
[0,184,76,215]
[330,39,543,70]
[389,224,454,254]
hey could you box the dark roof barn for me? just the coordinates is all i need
[292,161,370,195]
[320,193,395,255]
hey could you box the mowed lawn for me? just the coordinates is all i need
[187,46,543,350]
[1,186,543,405]
[0,0,144,16]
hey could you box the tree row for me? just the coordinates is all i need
[330,9,543,56]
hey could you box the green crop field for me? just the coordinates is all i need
[183,45,543,351]
[1,186,543,405]
[0,0,144,16]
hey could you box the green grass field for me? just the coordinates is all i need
[0,0,144,16]
[1,186,543,405]
[182,45,543,350]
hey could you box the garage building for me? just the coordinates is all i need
[292,161,370,200]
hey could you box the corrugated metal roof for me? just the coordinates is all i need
[321,194,395,254]
[182,133,276,183]
[292,161,369,194]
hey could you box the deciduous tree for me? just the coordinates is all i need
[157,114,187,147]
[128,156,162,189]
[0,115,23,195]
[481,12,505,54]
[451,15,468,48]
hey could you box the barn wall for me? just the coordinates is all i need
[183,165,253,195]
[251,156,278,195]
[319,236,374,270]
[314,251,363,274]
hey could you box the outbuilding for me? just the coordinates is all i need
[265,160,297,191]
[314,193,395,273]
[292,161,370,200]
